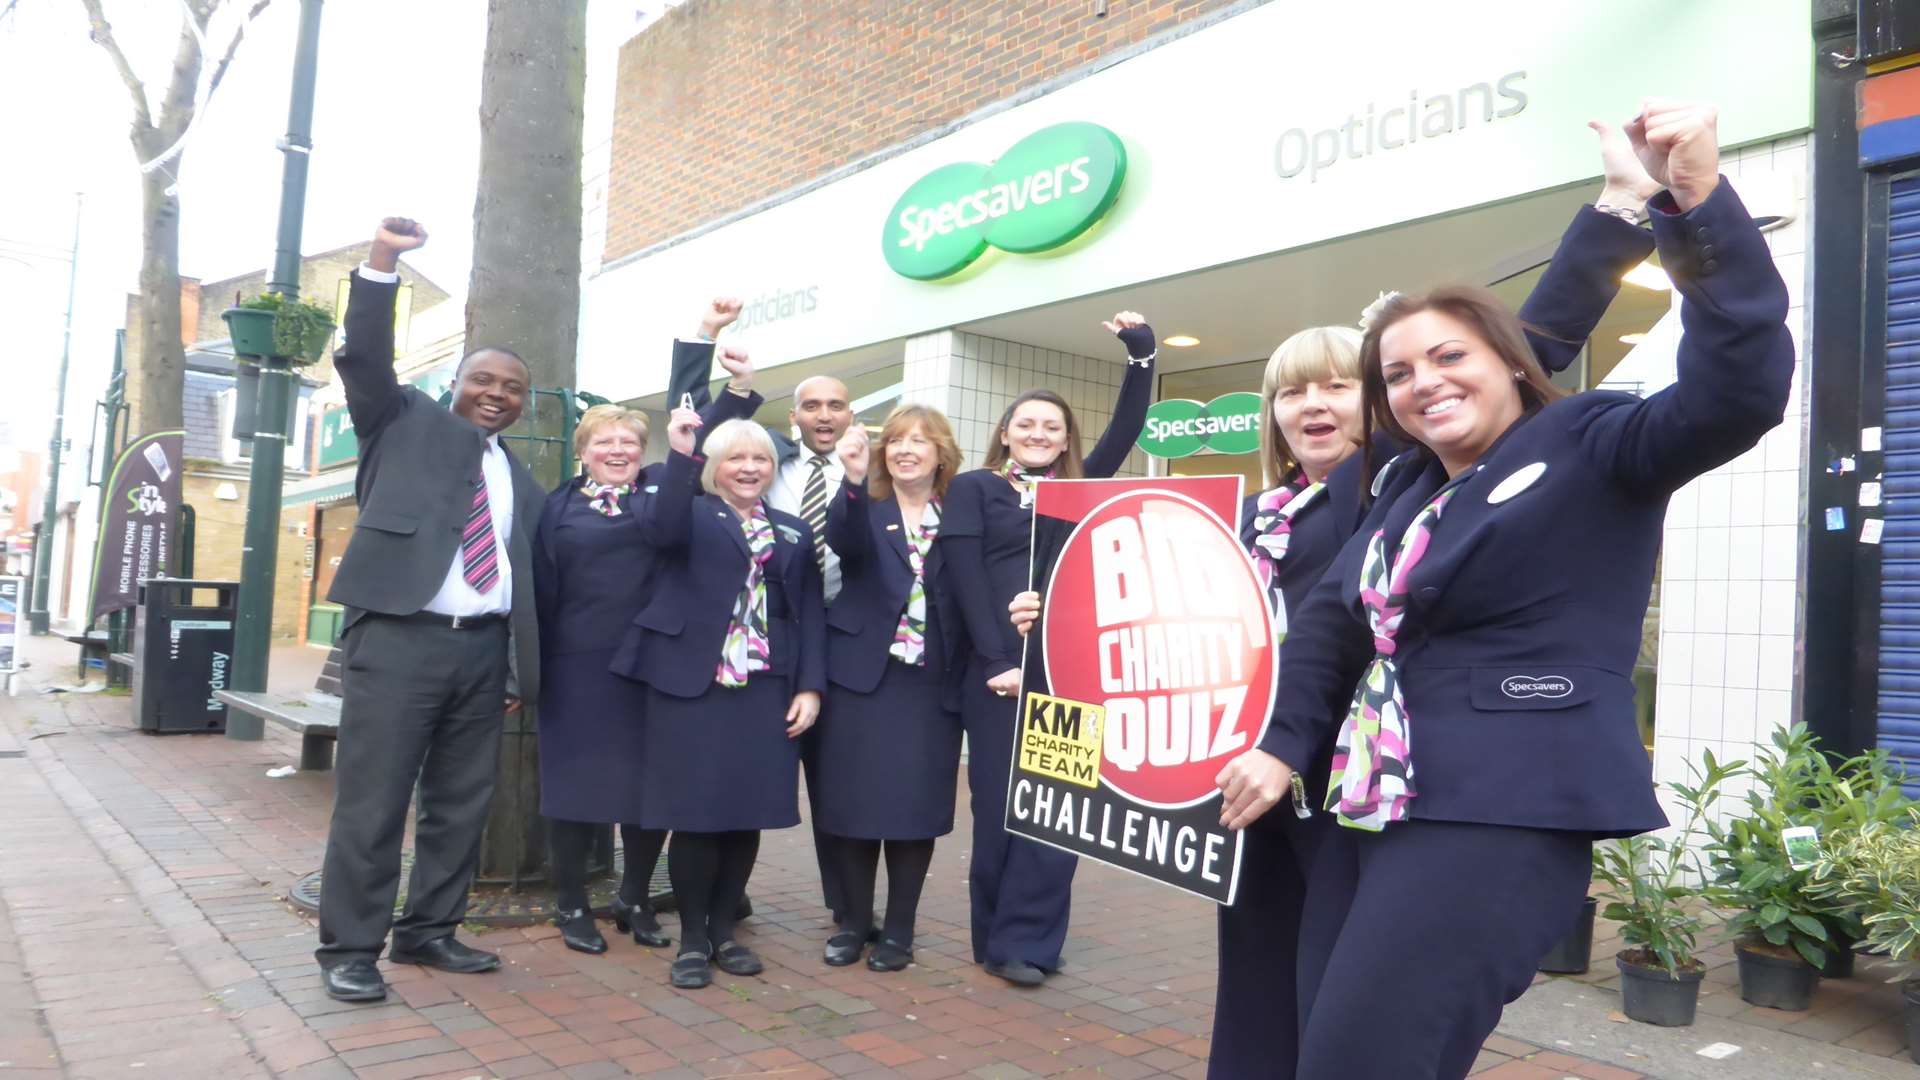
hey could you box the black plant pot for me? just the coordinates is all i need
[1823,932,1856,979]
[1736,942,1820,1011]
[1903,979,1920,1065]
[1539,897,1598,974]
[1616,954,1704,1027]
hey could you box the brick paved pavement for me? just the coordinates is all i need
[0,634,1915,1079]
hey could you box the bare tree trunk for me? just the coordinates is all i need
[466,0,588,887]
[131,164,184,439]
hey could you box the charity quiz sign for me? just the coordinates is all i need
[1006,474,1277,904]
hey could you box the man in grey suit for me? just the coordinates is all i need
[315,217,544,1003]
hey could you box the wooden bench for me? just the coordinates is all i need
[214,646,344,771]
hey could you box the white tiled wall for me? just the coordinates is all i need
[1643,134,1810,829]
[903,329,1146,475]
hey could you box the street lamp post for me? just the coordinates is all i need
[228,0,322,722]
[28,194,82,636]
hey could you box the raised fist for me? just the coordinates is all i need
[701,296,743,339]
[369,218,427,273]
[836,423,870,484]
[1624,100,1720,212]
[715,344,753,385]
[666,406,703,456]
[1588,119,1660,206]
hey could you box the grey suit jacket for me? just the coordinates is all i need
[326,271,543,700]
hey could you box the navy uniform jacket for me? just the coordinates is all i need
[613,450,827,699]
[532,348,762,665]
[1243,203,1659,629]
[1259,181,1792,837]
[822,477,962,699]
[328,271,545,700]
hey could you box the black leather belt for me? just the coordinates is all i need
[388,611,509,630]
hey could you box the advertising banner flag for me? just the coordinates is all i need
[91,432,184,622]
[1006,474,1278,903]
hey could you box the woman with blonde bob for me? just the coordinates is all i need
[618,413,825,988]
[535,342,762,956]
[811,404,965,971]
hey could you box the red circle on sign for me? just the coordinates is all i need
[1041,490,1276,808]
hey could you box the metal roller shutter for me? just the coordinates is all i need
[1878,174,1920,797]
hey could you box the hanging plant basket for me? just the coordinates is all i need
[223,292,335,365]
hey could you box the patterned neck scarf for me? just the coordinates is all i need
[1001,459,1056,508]
[581,477,632,517]
[1249,473,1326,606]
[715,504,776,687]
[889,500,942,666]
[1327,484,1456,831]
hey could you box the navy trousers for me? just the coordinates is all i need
[1293,819,1593,1080]
[961,661,1077,969]
[1208,810,1325,1079]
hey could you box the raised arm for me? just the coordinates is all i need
[335,218,426,438]
[1579,103,1793,491]
[666,297,743,411]
[824,426,873,566]
[1519,120,1661,374]
[641,409,707,550]
[1084,313,1157,478]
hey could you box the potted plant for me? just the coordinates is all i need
[1706,724,1832,1010]
[1538,890,1598,975]
[1592,750,1742,1026]
[1806,745,1916,979]
[222,290,336,364]
[1809,808,1920,1064]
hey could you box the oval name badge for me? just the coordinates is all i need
[1486,461,1548,505]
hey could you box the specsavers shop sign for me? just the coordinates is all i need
[882,121,1127,280]
[1138,393,1263,458]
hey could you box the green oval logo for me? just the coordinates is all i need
[881,121,1127,281]
[1139,393,1265,458]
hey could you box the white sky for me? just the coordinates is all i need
[0,0,652,474]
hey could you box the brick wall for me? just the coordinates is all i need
[604,0,1251,262]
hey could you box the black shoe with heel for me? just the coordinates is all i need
[611,896,672,948]
[554,908,607,955]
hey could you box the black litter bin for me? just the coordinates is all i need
[132,578,238,734]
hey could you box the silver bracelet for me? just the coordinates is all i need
[1593,202,1647,226]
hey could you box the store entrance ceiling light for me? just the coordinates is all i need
[1164,335,1200,347]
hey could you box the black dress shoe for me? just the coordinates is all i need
[986,960,1047,987]
[712,940,764,976]
[555,909,607,955]
[388,936,501,974]
[669,947,712,989]
[823,930,865,966]
[321,959,387,1002]
[611,897,672,948]
[867,938,912,972]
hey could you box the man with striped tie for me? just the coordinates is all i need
[314,218,545,1003]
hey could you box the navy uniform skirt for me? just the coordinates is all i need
[817,659,962,839]
[537,646,649,823]
[640,677,801,832]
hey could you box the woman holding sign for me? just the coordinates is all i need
[1208,124,1663,1078]
[1218,102,1791,1079]
[815,404,966,972]
[942,313,1156,987]
[620,413,826,989]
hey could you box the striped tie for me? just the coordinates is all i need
[800,455,829,576]
[462,476,500,594]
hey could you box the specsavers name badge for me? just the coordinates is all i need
[1781,824,1819,871]
[1019,691,1103,789]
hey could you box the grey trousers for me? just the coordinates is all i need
[315,615,508,967]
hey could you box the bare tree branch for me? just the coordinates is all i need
[155,0,211,145]
[77,0,155,134]
[205,0,271,102]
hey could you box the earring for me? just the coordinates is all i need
[1512,370,1525,380]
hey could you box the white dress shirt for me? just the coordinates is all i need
[769,447,844,604]
[422,428,515,617]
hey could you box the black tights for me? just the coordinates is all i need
[548,820,668,912]
[826,836,935,945]
[667,830,759,952]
